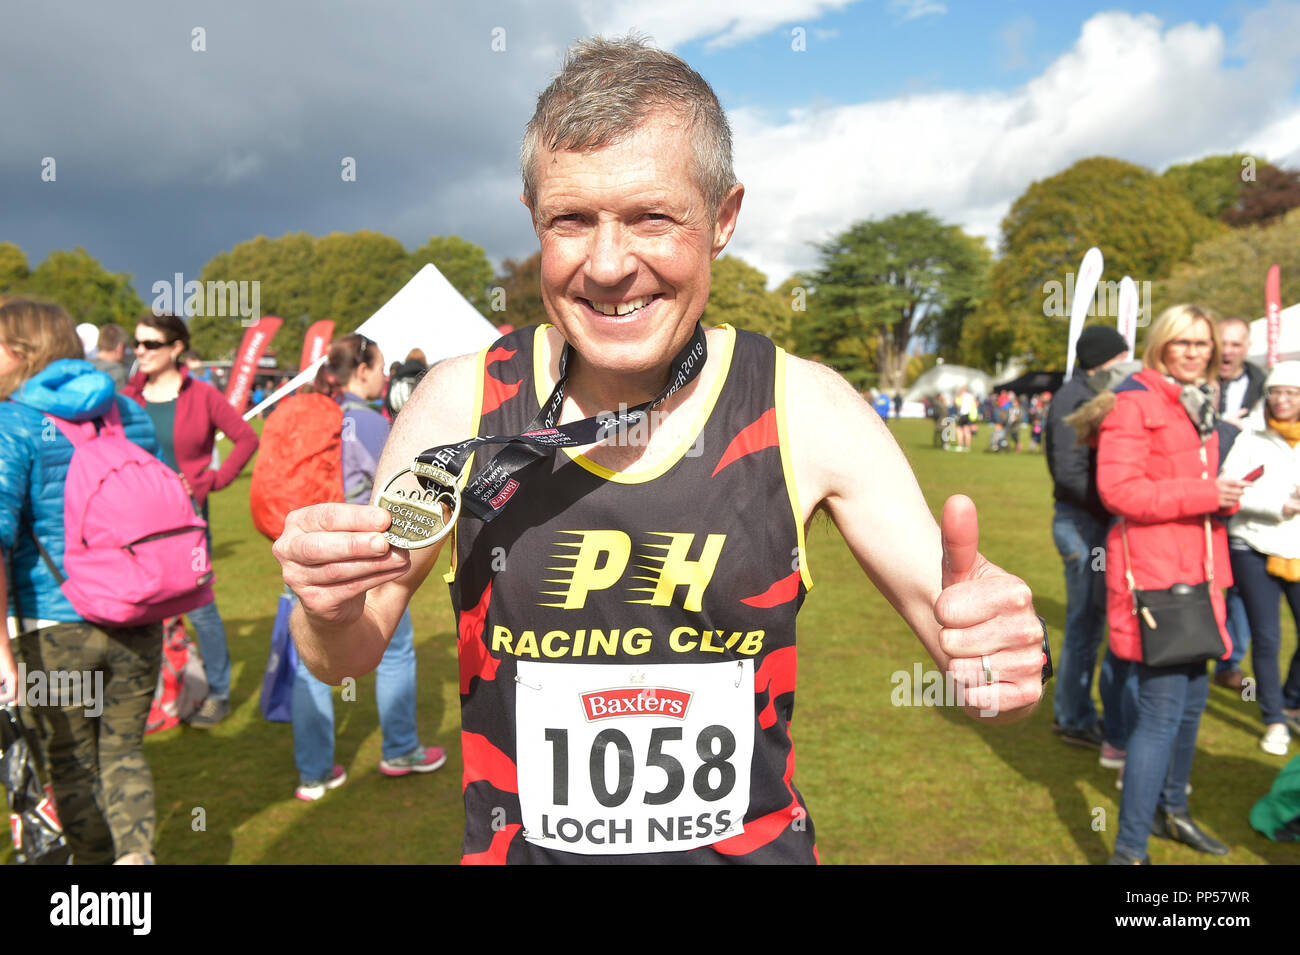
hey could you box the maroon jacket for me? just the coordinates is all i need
[123,368,259,507]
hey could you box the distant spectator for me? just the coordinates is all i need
[1213,316,1263,691]
[184,351,213,385]
[1096,305,1239,863]
[289,334,446,800]
[1045,325,1137,762]
[1,297,164,863]
[1217,317,1265,426]
[1221,360,1300,756]
[123,313,259,728]
[405,348,427,365]
[92,323,129,391]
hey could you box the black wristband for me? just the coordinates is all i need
[1040,615,1053,684]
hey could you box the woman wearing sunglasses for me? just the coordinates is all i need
[123,313,259,727]
[1220,361,1300,757]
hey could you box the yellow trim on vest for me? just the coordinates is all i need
[531,324,737,485]
[442,342,491,585]
[775,347,814,592]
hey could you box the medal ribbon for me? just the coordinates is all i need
[413,324,708,522]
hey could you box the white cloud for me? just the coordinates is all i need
[577,0,861,49]
[889,0,947,22]
[723,10,1300,286]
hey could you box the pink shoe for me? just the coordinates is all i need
[379,745,447,777]
[296,765,347,801]
[1099,743,1126,770]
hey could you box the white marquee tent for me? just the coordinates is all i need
[242,263,502,420]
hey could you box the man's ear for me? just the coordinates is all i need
[711,182,745,259]
[521,193,538,232]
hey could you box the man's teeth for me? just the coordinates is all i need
[589,296,653,316]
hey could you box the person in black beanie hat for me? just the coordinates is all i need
[1046,325,1139,759]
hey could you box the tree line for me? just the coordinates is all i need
[2,151,1297,389]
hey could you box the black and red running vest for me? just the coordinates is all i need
[449,324,816,863]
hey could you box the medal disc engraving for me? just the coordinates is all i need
[376,466,461,550]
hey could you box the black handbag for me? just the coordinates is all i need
[1122,516,1227,668]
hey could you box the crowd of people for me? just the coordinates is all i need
[1,35,1294,867]
[0,300,446,864]
[1047,316,1300,864]
[925,388,1049,454]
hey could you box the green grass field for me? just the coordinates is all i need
[8,419,1298,864]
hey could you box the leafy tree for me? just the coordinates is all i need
[963,157,1221,370]
[773,275,811,355]
[21,247,144,327]
[409,235,495,318]
[1162,154,1254,221]
[494,252,548,329]
[193,232,314,361]
[799,211,990,392]
[0,242,29,293]
[309,231,411,339]
[701,255,795,351]
[1160,208,1300,320]
[1223,163,1300,228]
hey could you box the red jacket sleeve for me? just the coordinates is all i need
[1096,396,1220,523]
[204,387,259,495]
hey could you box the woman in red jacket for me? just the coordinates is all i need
[123,313,259,727]
[1097,304,1247,864]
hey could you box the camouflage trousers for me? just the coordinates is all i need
[17,621,162,864]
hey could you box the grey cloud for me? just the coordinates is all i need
[0,0,589,294]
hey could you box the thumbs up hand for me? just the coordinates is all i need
[934,494,1044,722]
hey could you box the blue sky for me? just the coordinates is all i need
[1,0,1297,305]
[685,1,1280,111]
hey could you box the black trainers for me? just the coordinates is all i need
[188,697,231,729]
[1053,720,1104,749]
[1151,810,1228,855]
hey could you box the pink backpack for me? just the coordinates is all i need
[36,404,215,626]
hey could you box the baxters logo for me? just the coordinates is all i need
[489,479,520,509]
[581,687,691,721]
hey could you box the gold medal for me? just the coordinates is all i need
[376,465,461,550]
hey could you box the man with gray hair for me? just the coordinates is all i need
[92,323,129,391]
[273,36,1050,864]
[1215,316,1265,691]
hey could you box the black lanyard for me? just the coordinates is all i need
[413,324,708,523]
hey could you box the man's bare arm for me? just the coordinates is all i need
[274,352,480,684]
[784,355,1042,720]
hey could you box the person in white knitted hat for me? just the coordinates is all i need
[1221,360,1300,756]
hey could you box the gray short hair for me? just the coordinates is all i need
[521,36,736,215]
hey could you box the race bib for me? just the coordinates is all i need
[515,659,753,856]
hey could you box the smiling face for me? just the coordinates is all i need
[132,323,183,377]
[524,110,743,390]
[1161,318,1215,385]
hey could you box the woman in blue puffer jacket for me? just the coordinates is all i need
[0,297,164,865]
